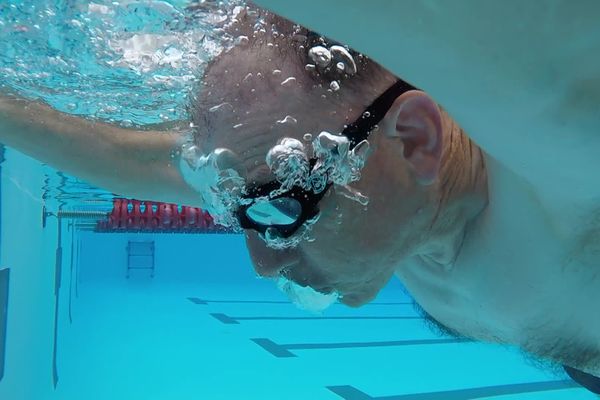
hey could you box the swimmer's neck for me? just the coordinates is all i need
[413,177,490,271]
[421,153,549,271]
[415,223,469,271]
[447,156,600,368]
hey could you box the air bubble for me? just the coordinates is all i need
[336,62,345,73]
[337,185,369,205]
[329,45,357,75]
[308,46,332,68]
[303,133,313,142]
[308,132,371,204]
[179,146,246,229]
[209,102,233,113]
[277,115,298,125]
[265,137,310,193]
[305,64,316,71]
[330,81,340,91]
[234,35,249,46]
[281,77,297,87]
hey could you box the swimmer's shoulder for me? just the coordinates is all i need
[256,1,600,202]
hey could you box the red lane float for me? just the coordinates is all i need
[96,199,231,233]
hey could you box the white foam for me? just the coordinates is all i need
[255,132,372,249]
[179,143,245,229]
[277,277,339,313]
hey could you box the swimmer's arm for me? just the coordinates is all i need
[0,94,203,206]
[256,1,599,126]
[256,1,600,199]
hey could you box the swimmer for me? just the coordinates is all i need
[1,2,600,388]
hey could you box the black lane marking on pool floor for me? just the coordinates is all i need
[327,380,581,400]
[187,296,580,399]
[188,297,411,306]
[0,268,9,382]
[210,313,240,324]
[189,297,288,305]
[210,313,423,325]
[251,337,471,358]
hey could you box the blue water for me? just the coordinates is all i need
[0,1,597,399]
[0,0,237,125]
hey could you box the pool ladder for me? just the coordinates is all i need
[126,241,155,279]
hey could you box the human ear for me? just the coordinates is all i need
[380,91,443,185]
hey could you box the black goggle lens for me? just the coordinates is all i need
[245,197,302,227]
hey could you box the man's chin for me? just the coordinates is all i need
[339,292,372,308]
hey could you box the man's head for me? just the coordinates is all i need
[190,7,487,307]
[183,4,600,383]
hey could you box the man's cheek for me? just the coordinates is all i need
[245,230,299,277]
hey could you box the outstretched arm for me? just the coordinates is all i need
[0,93,202,206]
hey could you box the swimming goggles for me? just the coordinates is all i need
[236,79,417,238]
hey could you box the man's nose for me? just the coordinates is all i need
[244,230,300,277]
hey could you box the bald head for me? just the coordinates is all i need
[189,10,397,185]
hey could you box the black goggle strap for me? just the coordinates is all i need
[342,79,418,149]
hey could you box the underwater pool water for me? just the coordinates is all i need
[0,1,597,399]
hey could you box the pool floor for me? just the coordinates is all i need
[52,279,597,400]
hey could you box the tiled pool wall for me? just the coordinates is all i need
[0,148,73,399]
